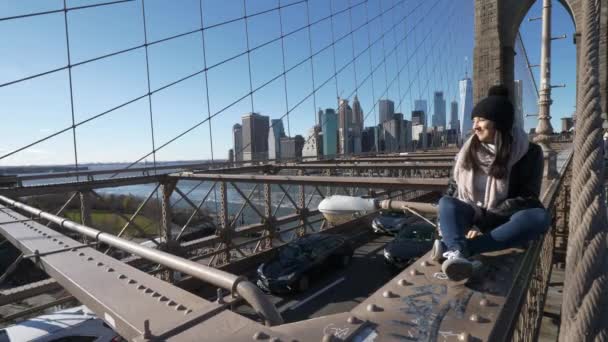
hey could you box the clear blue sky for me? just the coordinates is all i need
[0,0,576,166]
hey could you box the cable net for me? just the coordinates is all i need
[0,0,472,170]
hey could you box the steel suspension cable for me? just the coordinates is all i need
[559,0,608,339]
[62,0,80,180]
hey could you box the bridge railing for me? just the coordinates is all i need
[490,150,572,341]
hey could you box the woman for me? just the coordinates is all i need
[433,85,550,281]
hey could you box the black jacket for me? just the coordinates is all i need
[446,142,545,231]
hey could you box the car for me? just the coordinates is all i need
[371,210,418,235]
[383,223,436,269]
[0,305,125,342]
[256,234,354,294]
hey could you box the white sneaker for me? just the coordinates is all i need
[430,239,446,261]
[441,250,473,281]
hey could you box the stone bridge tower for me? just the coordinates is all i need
[473,0,607,115]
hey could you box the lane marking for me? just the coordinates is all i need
[280,276,346,312]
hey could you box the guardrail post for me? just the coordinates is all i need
[554,166,571,269]
[218,181,231,265]
[160,179,177,281]
[79,191,92,243]
[262,183,274,250]
[297,170,307,237]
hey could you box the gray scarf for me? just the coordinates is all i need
[453,127,529,209]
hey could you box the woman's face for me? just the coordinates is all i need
[472,117,496,143]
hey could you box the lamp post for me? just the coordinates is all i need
[534,0,558,178]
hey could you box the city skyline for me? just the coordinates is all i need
[0,0,577,166]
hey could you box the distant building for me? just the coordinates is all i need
[232,124,243,161]
[449,100,459,135]
[241,113,270,161]
[362,126,379,152]
[268,119,285,160]
[379,99,395,123]
[446,128,459,145]
[321,108,338,156]
[382,113,407,152]
[432,91,446,128]
[302,126,322,158]
[402,119,412,150]
[561,117,574,133]
[414,100,427,126]
[351,96,364,154]
[281,135,305,159]
[228,149,234,163]
[412,124,425,149]
[317,108,324,127]
[459,77,473,139]
[338,98,353,154]
[411,110,427,148]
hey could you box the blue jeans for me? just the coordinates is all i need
[438,196,550,256]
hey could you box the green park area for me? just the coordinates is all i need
[63,210,159,237]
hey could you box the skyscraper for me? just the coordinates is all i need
[432,92,446,128]
[317,108,323,127]
[459,77,473,139]
[351,96,364,153]
[279,135,304,159]
[379,99,394,123]
[352,96,364,128]
[241,112,270,161]
[414,100,427,126]
[232,123,243,161]
[411,108,427,148]
[268,119,285,160]
[321,108,337,156]
[338,98,353,154]
[449,100,459,134]
[362,126,379,152]
[302,126,322,158]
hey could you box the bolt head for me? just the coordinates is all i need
[253,332,269,340]
[469,314,480,322]
[409,269,420,276]
[420,260,429,267]
[479,298,489,307]
[397,278,410,286]
[366,303,380,312]
[382,290,396,298]
[322,333,334,342]
[347,316,361,324]
[458,332,471,341]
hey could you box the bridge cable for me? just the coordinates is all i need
[61,0,80,181]
[559,0,608,339]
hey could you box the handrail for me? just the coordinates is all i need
[489,148,573,341]
[0,194,284,326]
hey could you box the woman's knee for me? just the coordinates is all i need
[439,195,465,210]
[514,208,551,233]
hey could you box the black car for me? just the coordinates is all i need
[383,223,436,268]
[256,234,353,293]
[371,210,418,235]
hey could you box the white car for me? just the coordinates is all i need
[0,305,125,342]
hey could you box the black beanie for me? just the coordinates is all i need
[471,85,514,132]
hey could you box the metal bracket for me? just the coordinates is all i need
[24,242,98,259]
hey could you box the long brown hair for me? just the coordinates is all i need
[462,130,513,179]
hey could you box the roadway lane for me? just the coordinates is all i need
[233,233,399,323]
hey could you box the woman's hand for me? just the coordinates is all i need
[466,227,482,239]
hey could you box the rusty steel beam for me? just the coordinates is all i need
[172,173,448,191]
[274,162,453,170]
[198,161,454,174]
[0,279,62,306]
[0,175,161,197]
